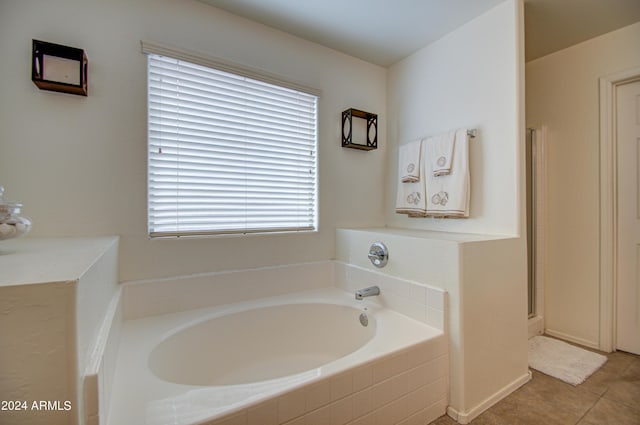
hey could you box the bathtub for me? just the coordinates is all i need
[106,262,448,425]
[149,302,375,387]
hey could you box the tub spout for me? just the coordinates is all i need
[355,286,380,300]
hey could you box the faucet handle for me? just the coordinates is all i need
[368,242,388,268]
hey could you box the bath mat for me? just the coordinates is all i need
[528,335,607,385]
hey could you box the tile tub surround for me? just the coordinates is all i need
[121,261,447,329]
[334,261,446,330]
[121,261,334,320]
[211,338,448,425]
[0,237,119,425]
[83,288,123,425]
[107,266,448,425]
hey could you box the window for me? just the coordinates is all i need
[144,43,318,237]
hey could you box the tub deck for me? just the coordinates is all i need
[107,287,448,425]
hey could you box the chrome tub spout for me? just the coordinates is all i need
[355,286,380,300]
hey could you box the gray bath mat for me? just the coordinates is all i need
[528,335,607,385]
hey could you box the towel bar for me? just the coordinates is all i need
[467,129,477,138]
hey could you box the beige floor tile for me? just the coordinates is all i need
[428,415,458,425]
[600,356,640,409]
[492,370,600,424]
[578,397,640,425]
[622,357,640,379]
[581,351,638,396]
[464,411,512,425]
[602,378,640,410]
[427,348,640,425]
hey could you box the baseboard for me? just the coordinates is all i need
[544,329,599,349]
[446,371,532,424]
[528,316,544,339]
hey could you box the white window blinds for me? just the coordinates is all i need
[145,50,318,237]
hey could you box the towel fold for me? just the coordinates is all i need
[396,140,427,216]
[424,128,470,217]
[426,131,456,176]
[398,139,422,182]
[395,174,426,216]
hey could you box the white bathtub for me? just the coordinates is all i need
[149,303,375,387]
[107,263,448,425]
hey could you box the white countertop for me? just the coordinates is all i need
[0,236,119,287]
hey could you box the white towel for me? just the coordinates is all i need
[426,131,456,176]
[425,128,470,217]
[398,139,422,182]
[395,155,426,216]
[395,180,426,215]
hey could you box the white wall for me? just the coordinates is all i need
[526,21,640,348]
[336,228,529,423]
[386,0,524,237]
[0,0,387,281]
[377,1,528,420]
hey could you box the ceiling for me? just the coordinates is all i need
[198,0,640,67]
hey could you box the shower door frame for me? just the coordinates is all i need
[525,126,546,330]
[526,128,537,319]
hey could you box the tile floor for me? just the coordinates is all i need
[428,347,640,425]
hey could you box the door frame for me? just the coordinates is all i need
[599,67,640,352]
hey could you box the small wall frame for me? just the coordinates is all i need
[32,39,88,96]
[342,108,377,151]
